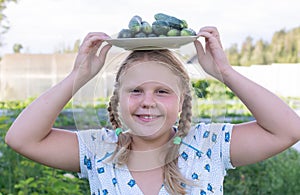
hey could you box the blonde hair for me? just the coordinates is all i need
[107,50,193,194]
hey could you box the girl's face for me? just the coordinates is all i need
[118,61,183,141]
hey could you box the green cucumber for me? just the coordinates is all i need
[147,33,157,37]
[134,32,147,38]
[141,21,152,34]
[152,20,170,36]
[128,15,142,33]
[117,29,133,38]
[167,29,181,36]
[154,13,170,21]
[181,28,197,36]
[154,13,185,30]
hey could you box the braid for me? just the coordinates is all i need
[107,88,122,129]
[177,89,193,137]
[163,85,193,194]
[108,85,132,166]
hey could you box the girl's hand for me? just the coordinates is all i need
[73,32,112,86]
[194,26,232,82]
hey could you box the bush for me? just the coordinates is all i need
[0,114,90,194]
[1,99,299,194]
[224,148,300,194]
[191,79,236,100]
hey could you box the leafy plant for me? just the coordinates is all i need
[224,148,300,194]
[1,98,299,194]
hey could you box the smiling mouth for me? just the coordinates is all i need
[135,114,160,122]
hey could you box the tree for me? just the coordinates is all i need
[191,79,210,98]
[249,39,267,65]
[54,39,81,53]
[0,0,18,47]
[239,36,254,66]
[13,43,23,53]
[225,43,240,66]
[226,26,300,65]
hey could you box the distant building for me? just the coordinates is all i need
[1,52,300,101]
[0,51,128,101]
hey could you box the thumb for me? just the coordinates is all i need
[98,43,112,64]
[194,40,205,62]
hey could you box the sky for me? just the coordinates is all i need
[1,0,300,55]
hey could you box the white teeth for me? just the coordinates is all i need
[140,115,154,119]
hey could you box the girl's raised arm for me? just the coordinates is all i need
[194,26,300,167]
[5,32,112,172]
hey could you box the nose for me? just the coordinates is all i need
[141,92,156,108]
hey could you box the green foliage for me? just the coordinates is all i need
[1,98,299,194]
[13,43,23,53]
[0,0,18,46]
[224,148,300,195]
[192,79,236,100]
[13,166,89,195]
[0,153,90,194]
[191,79,246,122]
[225,26,300,65]
[192,79,210,98]
[0,114,90,194]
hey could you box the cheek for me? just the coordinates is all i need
[160,97,182,113]
[119,95,138,114]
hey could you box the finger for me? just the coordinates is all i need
[81,35,109,54]
[98,44,112,64]
[199,26,219,36]
[194,40,205,60]
[198,27,223,48]
[198,31,223,50]
[194,39,214,66]
[82,32,110,42]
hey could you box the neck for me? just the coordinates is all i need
[130,128,175,151]
[126,128,175,171]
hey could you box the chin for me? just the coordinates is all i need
[130,126,172,141]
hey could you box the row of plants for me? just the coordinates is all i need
[1,79,300,194]
[1,109,299,194]
[224,149,300,194]
[1,79,298,126]
[0,115,89,195]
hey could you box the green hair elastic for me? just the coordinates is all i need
[115,128,123,136]
[173,136,182,145]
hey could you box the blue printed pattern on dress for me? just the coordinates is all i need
[112,178,117,186]
[178,124,230,194]
[192,172,199,180]
[212,133,217,142]
[225,132,230,142]
[206,148,212,159]
[207,183,213,192]
[128,179,136,187]
[181,151,188,161]
[80,124,232,194]
[84,155,92,170]
[97,167,105,174]
[205,164,210,172]
[203,130,210,138]
[200,190,207,195]
[102,189,108,195]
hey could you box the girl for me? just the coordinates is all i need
[5,27,300,195]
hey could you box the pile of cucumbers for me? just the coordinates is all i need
[117,13,196,38]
